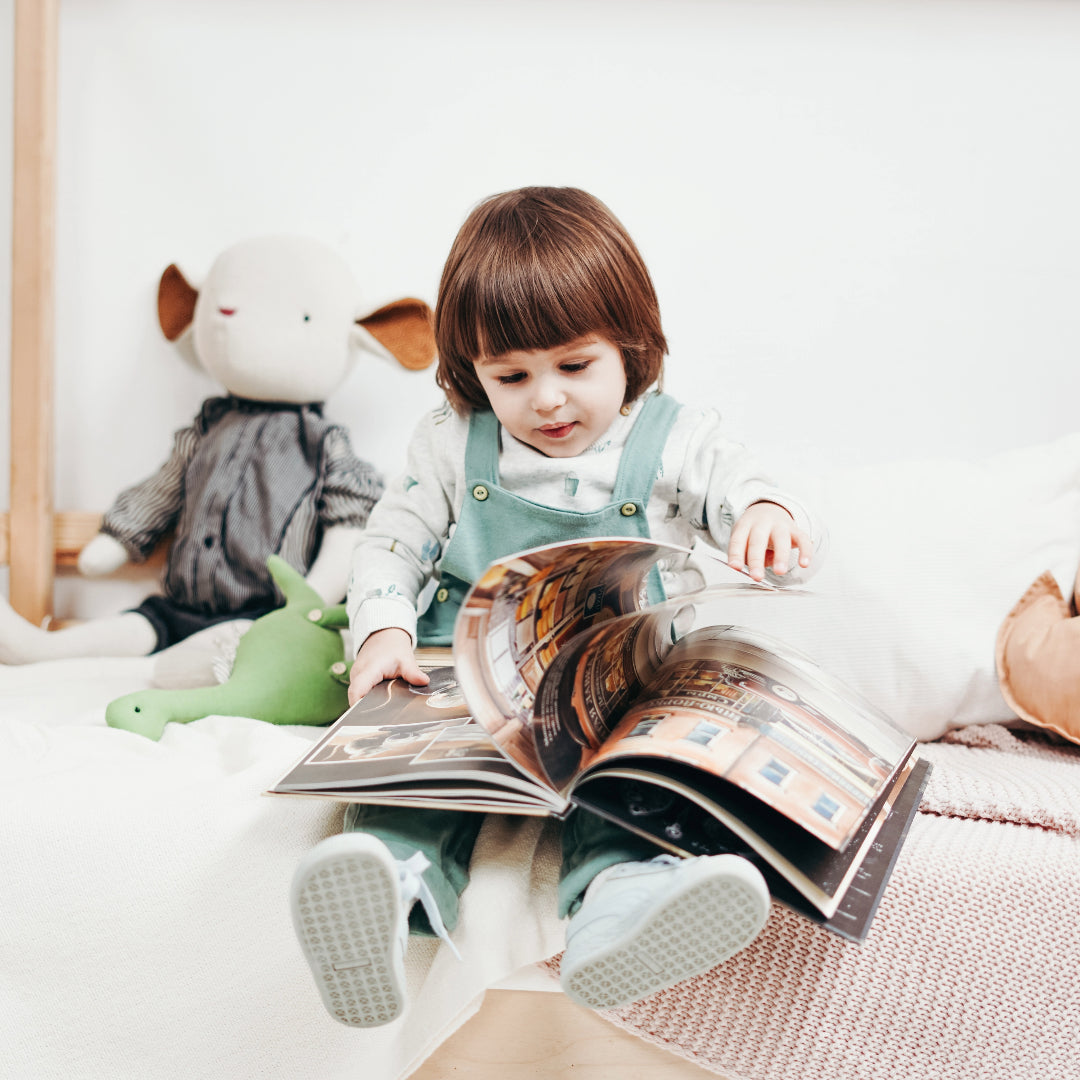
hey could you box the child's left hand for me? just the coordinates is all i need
[727,501,813,582]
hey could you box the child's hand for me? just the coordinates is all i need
[348,627,430,705]
[727,501,813,582]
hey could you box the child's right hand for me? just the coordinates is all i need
[348,627,430,705]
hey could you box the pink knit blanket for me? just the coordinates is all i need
[547,724,1080,1079]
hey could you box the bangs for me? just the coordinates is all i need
[457,240,622,361]
[435,187,667,413]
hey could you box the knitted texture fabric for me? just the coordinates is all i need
[546,724,1080,1080]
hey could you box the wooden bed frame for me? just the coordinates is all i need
[3,3,716,1075]
[7,0,58,628]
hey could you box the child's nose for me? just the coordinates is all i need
[532,379,567,411]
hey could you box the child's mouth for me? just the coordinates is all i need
[539,422,577,439]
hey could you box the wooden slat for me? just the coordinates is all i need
[9,0,60,623]
[0,511,99,568]
[50,510,104,567]
[411,989,719,1080]
[0,511,167,571]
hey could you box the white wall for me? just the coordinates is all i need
[2,0,1078,619]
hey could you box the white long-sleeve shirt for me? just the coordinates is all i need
[346,395,824,649]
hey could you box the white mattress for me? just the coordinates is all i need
[0,657,565,1080]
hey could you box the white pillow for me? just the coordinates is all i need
[692,434,1080,741]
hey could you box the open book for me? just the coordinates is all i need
[269,536,929,941]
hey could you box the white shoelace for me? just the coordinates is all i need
[397,851,463,961]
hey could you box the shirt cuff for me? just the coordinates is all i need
[347,594,419,657]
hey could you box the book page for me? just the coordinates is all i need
[266,667,563,810]
[529,609,675,791]
[571,755,928,933]
[578,625,914,850]
[453,537,689,785]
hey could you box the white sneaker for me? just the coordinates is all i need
[290,833,412,1028]
[560,853,770,1009]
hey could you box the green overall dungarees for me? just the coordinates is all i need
[344,392,682,935]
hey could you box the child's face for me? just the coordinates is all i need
[473,336,627,458]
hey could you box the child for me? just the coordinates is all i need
[290,186,825,1027]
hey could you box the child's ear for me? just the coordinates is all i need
[354,298,436,371]
[158,264,199,341]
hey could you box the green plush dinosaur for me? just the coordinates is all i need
[106,556,351,740]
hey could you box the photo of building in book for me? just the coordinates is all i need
[567,616,665,745]
[591,657,892,848]
[465,541,660,714]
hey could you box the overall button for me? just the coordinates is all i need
[472,484,490,501]
[620,502,638,517]
[435,587,450,603]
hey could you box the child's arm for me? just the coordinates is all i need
[669,407,826,586]
[349,628,429,704]
[726,501,813,582]
[345,407,468,703]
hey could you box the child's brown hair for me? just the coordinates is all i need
[434,186,667,413]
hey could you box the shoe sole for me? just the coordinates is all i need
[291,833,407,1028]
[561,855,770,1009]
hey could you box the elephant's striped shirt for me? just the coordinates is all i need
[101,396,383,614]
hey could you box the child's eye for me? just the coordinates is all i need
[560,361,591,374]
[496,372,527,385]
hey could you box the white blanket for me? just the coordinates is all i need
[0,658,566,1080]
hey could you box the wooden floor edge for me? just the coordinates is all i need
[409,987,721,1079]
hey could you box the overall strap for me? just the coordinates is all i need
[611,392,682,504]
[463,409,501,484]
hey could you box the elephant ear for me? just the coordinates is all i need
[158,263,199,341]
[996,570,1080,745]
[356,298,436,371]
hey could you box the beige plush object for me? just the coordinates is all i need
[996,566,1080,745]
